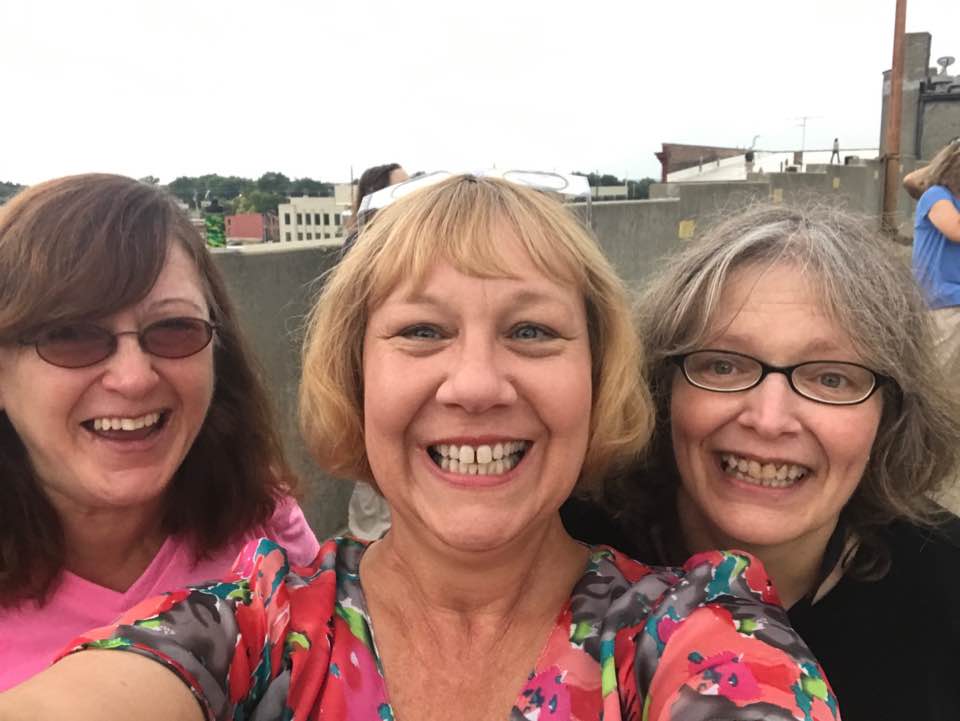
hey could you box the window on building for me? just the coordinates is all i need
[323,213,330,225]
[335,230,343,238]
[297,232,303,241]
[325,233,331,239]
[334,213,341,226]
[296,213,302,225]
[305,213,312,225]
[285,232,291,241]
[314,213,321,225]
[306,233,313,240]
[284,213,291,225]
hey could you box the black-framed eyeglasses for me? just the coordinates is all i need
[21,317,217,369]
[670,349,893,406]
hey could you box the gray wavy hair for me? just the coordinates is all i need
[626,202,960,576]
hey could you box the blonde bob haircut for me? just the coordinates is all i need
[299,174,653,489]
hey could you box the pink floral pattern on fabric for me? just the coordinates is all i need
[61,538,840,721]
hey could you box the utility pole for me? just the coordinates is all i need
[882,0,907,235]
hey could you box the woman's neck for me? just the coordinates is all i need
[361,514,588,619]
[48,493,166,592]
[677,495,837,609]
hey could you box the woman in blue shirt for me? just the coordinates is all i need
[905,140,960,374]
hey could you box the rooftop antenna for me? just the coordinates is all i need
[795,116,821,152]
[936,56,955,75]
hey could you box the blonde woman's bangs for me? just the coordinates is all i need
[363,179,589,309]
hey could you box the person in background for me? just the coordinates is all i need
[830,138,840,164]
[0,177,840,721]
[563,203,960,721]
[0,174,319,690]
[340,161,408,539]
[903,140,960,376]
[339,162,408,259]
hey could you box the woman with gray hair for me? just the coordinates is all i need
[565,203,960,721]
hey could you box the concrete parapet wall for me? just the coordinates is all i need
[213,243,348,538]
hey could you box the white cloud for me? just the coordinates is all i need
[0,0,956,184]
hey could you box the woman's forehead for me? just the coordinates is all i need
[704,263,858,356]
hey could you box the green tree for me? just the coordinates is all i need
[138,175,160,185]
[234,190,286,214]
[290,177,334,197]
[167,176,202,208]
[256,172,291,195]
[626,177,656,200]
[0,180,25,204]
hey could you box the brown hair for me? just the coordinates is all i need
[927,140,960,196]
[0,173,298,606]
[348,163,403,229]
[300,174,653,489]
[616,202,960,577]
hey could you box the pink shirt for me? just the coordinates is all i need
[0,499,320,691]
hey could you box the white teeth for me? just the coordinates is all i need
[720,453,809,488]
[431,440,529,475]
[92,412,161,432]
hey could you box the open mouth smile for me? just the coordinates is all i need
[81,411,170,441]
[428,441,531,475]
[719,452,811,489]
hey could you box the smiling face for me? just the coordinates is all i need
[362,231,592,553]
[0,242,215,520]
[670,262,883,557]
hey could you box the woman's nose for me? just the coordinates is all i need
[435,339,517,413]
[736,373,803,437]
[99,334,160,396]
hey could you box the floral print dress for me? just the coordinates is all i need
[62,537,839,721]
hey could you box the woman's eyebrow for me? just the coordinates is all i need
[146,297,207,314]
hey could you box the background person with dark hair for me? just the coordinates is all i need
[0,174,319,690]
[339,162,408,260]
[340,162,408,539]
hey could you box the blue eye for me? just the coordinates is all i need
[510,324,556,341]
[399,324,443,340]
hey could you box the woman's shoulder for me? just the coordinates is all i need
[919,184,958,210]
[249,497,322,566]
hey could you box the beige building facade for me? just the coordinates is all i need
[277,196,345,244]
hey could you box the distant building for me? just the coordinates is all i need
[225,212,279,245]
[593,185,628,200]
[661,147,878,183]
[655,143,747,182]
[277,196,345,244]
[880,32,960,161]
[334,182,355,209]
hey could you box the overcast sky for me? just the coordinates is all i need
[2,1,957,185]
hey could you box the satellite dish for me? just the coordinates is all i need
[937,56,955,74]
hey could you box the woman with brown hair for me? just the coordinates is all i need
[0,174,318,689]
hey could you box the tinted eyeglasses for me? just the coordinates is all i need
[22,317,217,369]
[670,349,893,406]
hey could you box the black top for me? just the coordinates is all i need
[560,498,960,721]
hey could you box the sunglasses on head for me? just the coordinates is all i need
[21,317,217,369]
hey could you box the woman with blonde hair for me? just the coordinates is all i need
[2,177,839,721]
